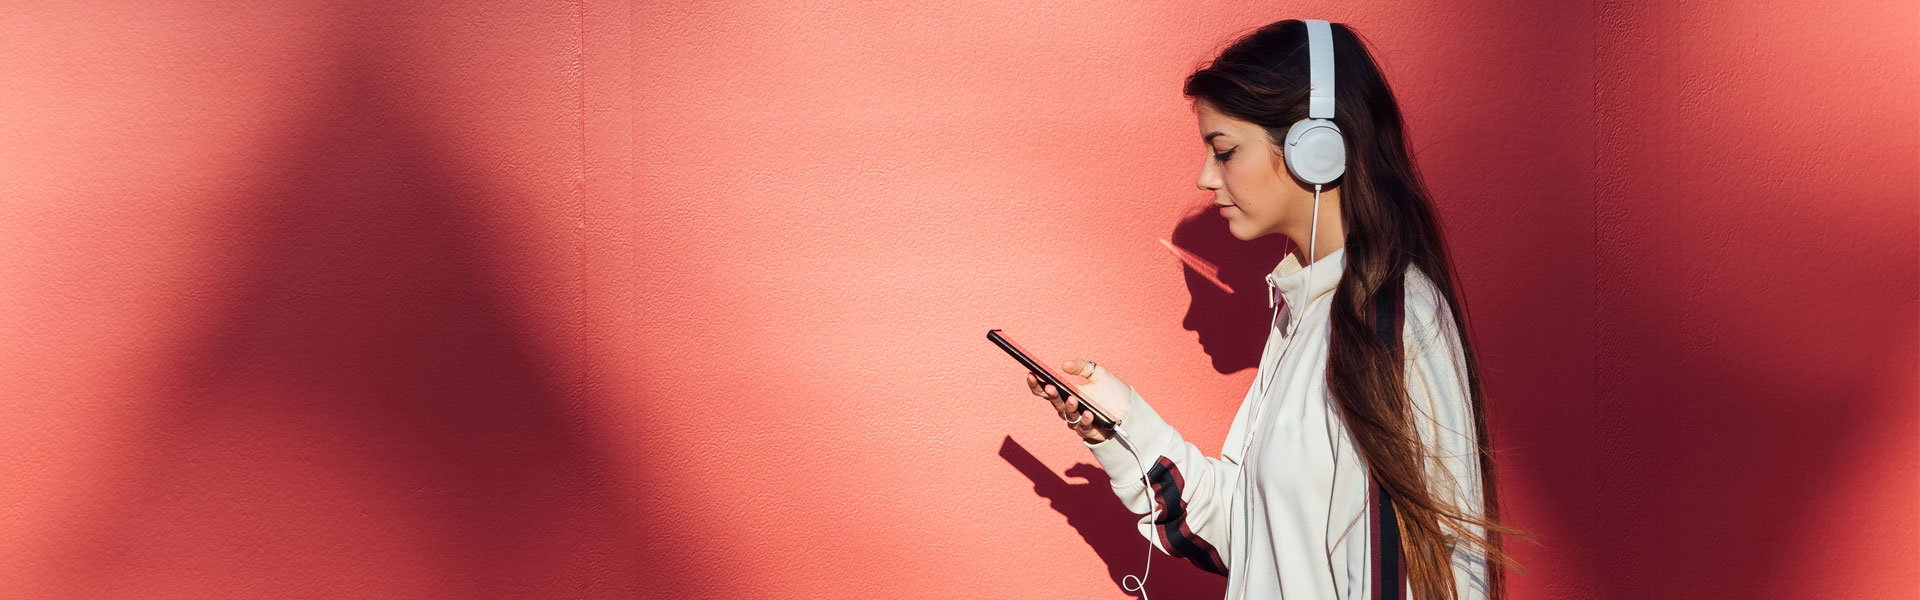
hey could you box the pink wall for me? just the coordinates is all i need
[0,2,1912,598]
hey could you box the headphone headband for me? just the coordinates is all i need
[1282,19,1345,185]
[1304,19,1335,119]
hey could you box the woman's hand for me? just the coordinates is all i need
[1026,359,1131,444]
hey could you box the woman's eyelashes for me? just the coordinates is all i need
[1212,147,1236,163]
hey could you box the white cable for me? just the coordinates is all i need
[1297,184,1320,341]
[1247,184,1323,460]
[1231,184,1326,595]
[1108,424,1155,600]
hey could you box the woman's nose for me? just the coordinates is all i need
[1195,160,1220,191]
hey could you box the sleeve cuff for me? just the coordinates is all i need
[1081,386,1176,488]
[1085,435,1144,486]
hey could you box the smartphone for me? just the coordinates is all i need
[987,329,1117,427]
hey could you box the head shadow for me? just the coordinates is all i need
[1169,203,1295,374]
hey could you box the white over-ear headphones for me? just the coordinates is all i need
[1282,19,1345,186]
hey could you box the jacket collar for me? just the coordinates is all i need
[1264,246,1347,332]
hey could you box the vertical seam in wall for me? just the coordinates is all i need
[571,0,589,402]
[1591,0,1601,588]
[1588,1,1606,592]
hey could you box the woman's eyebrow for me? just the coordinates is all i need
[1203,131,1231,143]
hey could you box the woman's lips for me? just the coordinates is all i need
[1218,204,1235,216]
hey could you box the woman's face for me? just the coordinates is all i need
[1194,100,1319,242]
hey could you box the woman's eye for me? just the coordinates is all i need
[1212,150,1234,163]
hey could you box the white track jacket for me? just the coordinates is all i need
[1083,246,1490,600]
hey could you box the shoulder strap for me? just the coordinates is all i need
[1368,270,1409,600]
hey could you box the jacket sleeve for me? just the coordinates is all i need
[1080,386,1246,575]
[1402,278,1491,600]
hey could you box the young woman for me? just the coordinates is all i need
[1025,19,1519,600]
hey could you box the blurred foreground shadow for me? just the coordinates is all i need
[40,30,653,598]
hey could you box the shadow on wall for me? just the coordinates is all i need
[991,203,1289,599]
[38,33,654,598]
[1169,204,1294,375]
[1001,437,1228,600]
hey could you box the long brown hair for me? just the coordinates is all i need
[1184,20,1524,599]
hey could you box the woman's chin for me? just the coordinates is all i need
[1226,220,1255,242]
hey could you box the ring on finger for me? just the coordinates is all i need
[1066,411,1084,425]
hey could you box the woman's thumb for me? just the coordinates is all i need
[1064,359,1097,380]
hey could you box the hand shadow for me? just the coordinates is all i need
[1000,436,1227,599]
[1169,204,1294,374]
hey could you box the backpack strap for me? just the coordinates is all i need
[1368,270,1409,600]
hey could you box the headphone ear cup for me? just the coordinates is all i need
[1283,118,1346,185]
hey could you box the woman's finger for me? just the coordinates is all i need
[1027,373,1043,395]
[1043,385,1069,412]
[1063,359,1094,380]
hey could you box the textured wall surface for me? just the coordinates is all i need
[0,1,1913,598]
